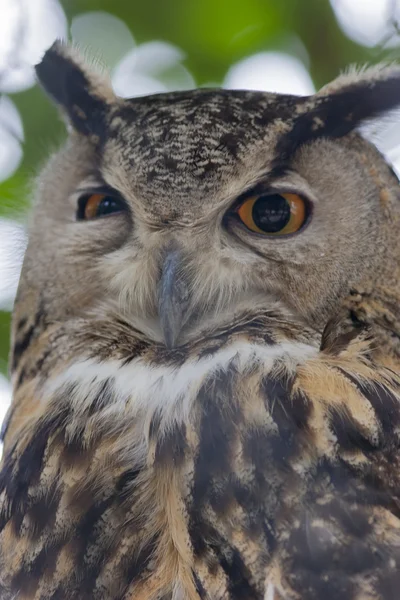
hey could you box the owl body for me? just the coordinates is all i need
[4,311,400,600]
[2,44,400,599]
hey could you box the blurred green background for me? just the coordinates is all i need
[0,0,399,406]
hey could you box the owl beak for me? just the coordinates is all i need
[158,247,190,349]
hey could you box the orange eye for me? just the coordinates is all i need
[236,192,308,236]
[77,193,127,220]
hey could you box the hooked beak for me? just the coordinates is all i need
[158,247,190,349]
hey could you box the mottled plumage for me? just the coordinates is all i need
[1,43,400,599]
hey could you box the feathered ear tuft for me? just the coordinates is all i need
[277,63,400,159]
[316,63,400,131]
[35,41,116,137]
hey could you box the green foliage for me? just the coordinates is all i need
[66,0,371,84]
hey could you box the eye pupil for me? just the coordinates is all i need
[96,197,120,217]
[252,194,291,233]
[235,191,308,236]
[77,193,127,220]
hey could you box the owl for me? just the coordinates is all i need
[1,41,400,600]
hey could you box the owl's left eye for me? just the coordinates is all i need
[77,193,128,220]
[235,192,308,235]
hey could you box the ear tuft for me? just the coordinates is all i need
[318,63,400,96]
[35,41,116,136]
[276,63,400,160]
[315,63,400,131]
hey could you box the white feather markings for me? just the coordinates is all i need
[45,340,317,431]
[265,583,276,600]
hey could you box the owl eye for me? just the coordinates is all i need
[235,192,308,235]
[77,193,127,220]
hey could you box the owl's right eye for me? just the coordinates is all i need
[77,193,128,220]
[235,192,308,236]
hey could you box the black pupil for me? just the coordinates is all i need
[252,194,291,233]
[96,196,122,217]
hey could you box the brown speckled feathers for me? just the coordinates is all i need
[3,316,400,600]
[2,43,400,599]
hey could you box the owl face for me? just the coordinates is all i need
[18,45,400,351]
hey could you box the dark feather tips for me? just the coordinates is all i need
[35,41,108,137]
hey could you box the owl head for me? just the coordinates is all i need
[11,43,400,366]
